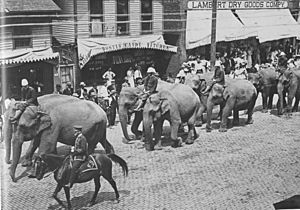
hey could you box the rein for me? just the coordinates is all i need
[43,167,59,178]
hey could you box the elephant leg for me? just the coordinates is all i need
[170,122,182,148]
[287,87,297,113]
[247,96,256,124]
[131,111,143,140]
[22,138,40,167]
[186,110,198,144]
[195,106,206,127]
[277,84,284,115]
[153,120,164,150]
[232,110,239,126]
[219,99,235,132]
[261,91,268,113]
[292,96,299,112]
[268,93,274,110]
[206,100,214,132]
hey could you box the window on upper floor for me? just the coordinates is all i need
[90,0,104,36]
[13,26,32,49]
[116,0,129,35]
[141,0,153,34]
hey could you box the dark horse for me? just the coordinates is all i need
[35,153,128,209]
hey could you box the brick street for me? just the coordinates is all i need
[1,97,300,210]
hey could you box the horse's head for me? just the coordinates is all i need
[35,155,48,180]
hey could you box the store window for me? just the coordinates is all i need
[90,0,104,36]
[13,26,32,49]
[141,0,153,34]
[116,0,129,35]
[60,65,73,86]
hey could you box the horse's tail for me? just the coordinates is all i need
[107,154,128,177]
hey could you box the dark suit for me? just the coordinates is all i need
[21,86,38,106]
[63,87,74,96]
[69,133,88,187]
[76,88,88,99]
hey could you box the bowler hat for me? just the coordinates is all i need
[73,125,83,130]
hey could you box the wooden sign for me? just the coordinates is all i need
[188,0,288,10]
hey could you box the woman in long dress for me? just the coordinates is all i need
[126,67,135,87]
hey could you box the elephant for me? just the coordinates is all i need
[184,73,222,125]
[143,83,201,151]
[3,94,114,182]
[277,67,300,114]
[118,80,172,143]
[206,79,257,132]
[247,66,280,112]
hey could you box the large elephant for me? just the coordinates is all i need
[143,83,201,151]
[247,67,279,112]
[277,67,300,114]
[118,80,172,143]
[3,94,114,182]
[206,79,257,132]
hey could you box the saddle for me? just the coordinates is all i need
[57,155,98,180]
[78,155,98,174]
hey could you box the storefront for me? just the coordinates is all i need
[78,34,178,90]
[185,0,300,64]
[0,48,59,99]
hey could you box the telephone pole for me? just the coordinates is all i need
[210,0,217,72]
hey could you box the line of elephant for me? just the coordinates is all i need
[4,66,299,182]
[119,66,300,151]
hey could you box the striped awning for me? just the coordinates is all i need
[0,47,59,65]
[78,35,178,69]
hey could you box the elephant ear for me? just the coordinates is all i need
[37,111,52,134]
[160,99,170,115]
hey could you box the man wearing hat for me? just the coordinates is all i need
[108,89,118,126]
[134,66,158,112]
[202,63,225,95]
[76,82,88,100]
[62,82,74,96]
[10,79,38,122]
[67,125,88,188]
[88,82,98,103]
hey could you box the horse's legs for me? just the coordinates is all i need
[63,186,72,210]
[88,176,101,207]
[53,184,65,207]
[105,177,119,202]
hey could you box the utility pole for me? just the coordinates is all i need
[210,0,217,72]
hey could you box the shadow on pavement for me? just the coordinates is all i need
[47,190,130,210]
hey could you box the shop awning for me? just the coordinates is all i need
[236,9,300,43]
[78,35,178,69]
[186,10,251,49]
[0,47,59,65]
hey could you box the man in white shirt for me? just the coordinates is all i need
[102,67,115,86]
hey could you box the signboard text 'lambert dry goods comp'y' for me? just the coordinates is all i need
[187,0,288,9]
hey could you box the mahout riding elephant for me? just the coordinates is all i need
[277,67,300,114]
[184,73,222,125]
[118,80,172,143]
[206,79,257,132]
[143,83,201,151]
[3,94,114,182]
[247,66,281,112]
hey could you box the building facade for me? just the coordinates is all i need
[0,0,60,99]
[52,0,178,90]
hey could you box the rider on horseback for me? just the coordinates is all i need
[66,125,88,188]
[10,78,38,123]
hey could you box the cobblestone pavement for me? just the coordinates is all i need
[1,97,300,210]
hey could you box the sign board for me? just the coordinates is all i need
[188,0,288,10]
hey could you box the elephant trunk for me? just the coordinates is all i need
[3,113,12,164]
[119,106,133,142]
[10,135,23,182]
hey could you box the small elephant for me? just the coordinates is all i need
[277,67,300,114]
[206,79,257,132]
[248,67,281,113]
[143,84,201,150]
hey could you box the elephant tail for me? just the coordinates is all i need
[107,154,128,177]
